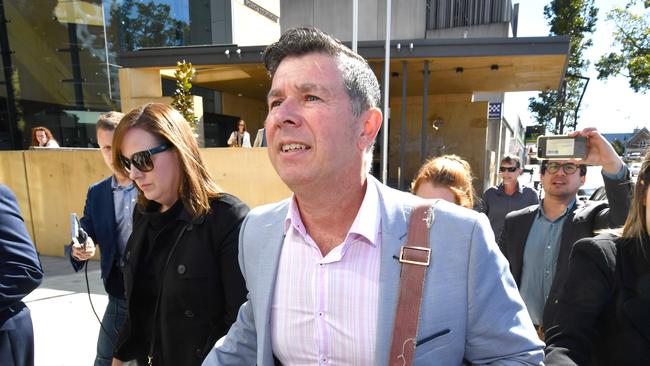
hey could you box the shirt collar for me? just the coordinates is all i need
[284,177,381,247]
[498,182,524,194]
[538,197,577,221]
[111,175,135,191]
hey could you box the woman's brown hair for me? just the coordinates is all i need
[112,103,222,219]
[411,154,476,208]
[621,150,650,242]
[31,126,54,146]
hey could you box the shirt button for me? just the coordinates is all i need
[318,312,323,317]
[184,309,195,318]
[177,264,186,274]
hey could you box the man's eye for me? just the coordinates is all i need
[269,100,282,108]
[306,95,320,101]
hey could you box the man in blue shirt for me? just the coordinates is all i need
[66,112,137,366]
[499,128,631,339]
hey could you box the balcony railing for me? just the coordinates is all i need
[426,0,513,30]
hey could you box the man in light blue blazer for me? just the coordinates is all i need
[203,27,543,366]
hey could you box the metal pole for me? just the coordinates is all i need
[0,0,20,149]
[421,60,429,163]
[398,61,407,190]
[381,0,391,184]
[352,0,358,52]
[100,0,112,101]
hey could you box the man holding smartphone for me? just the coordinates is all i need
[65,112,136,366]
[482,155,539,239]
[498,127,631,340]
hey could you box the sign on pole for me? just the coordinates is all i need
[487,102,502,119]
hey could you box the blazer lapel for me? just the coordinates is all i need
[373,179,411,365]
[510,206,537,285]
[254,205,288,365]
[100,179,118,261]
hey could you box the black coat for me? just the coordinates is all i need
[114,193,249,366]
[498,171,631,326]
[545,234,650,365]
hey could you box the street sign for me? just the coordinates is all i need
[487,102,502,119]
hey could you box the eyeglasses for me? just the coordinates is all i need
[545,162,579,175]
[499,167,518,173]
[119,143,170,173]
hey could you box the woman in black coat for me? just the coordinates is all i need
[110,103,249,366]
[545,150,650,366]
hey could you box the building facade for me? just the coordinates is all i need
[0,0,279,149]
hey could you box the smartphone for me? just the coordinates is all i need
[537,135,587,160]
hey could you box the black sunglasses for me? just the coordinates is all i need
[499,166,518,173]
[546,162,579,175]
[120,143,170,173]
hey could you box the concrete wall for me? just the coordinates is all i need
[221,92,268,134]
[425,22,511,39]
[388,94,488,196]
[0,148,290,257]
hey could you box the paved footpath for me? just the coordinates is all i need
[25,256,108,366]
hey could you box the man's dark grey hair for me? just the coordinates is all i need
[500,154,521,169]
[97,111,124,131]
[263,27,380,118]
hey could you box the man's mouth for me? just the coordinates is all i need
[281,143,309,153]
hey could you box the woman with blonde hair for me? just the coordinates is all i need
[110,103,249,366]
[411,154,476,209]
[545,150,650,365]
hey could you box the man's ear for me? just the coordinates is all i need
[358,107,382,151]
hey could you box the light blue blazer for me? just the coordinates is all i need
[204,177,544,365]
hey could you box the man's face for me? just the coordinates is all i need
[541,159,585,199]
[265,53,368,191]
[97,128,118,175]
[499,162,521,185]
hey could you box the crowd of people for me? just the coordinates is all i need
[2,26,648,366]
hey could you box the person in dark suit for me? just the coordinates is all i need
[110,103,249,366]
[0,184,43,366]
[499,128,632,339]
[545,150,650,365]
[65,112,135,366]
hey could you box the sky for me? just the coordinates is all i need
[510,0,648,133]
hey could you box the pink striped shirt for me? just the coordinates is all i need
[271,179,382,365]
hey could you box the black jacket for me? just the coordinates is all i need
[498,170,631,326]
[545,234,650,365]
[114,193,249,366]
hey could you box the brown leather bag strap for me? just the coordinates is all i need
[388,202,434,366]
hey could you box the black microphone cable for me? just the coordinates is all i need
[83,257,116,349]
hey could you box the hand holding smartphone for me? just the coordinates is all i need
[537,135,588,160]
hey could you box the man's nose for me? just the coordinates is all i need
[270,98,301,128]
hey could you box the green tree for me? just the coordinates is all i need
[612,138,625,156]
[171,60,198,131]
[595,0,650,93]
[529,0,598,134]
[107,0,189,52]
